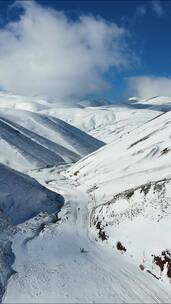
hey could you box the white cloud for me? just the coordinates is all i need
[127,76,171,98]
[151,1,164,17]
[0,1,130,101]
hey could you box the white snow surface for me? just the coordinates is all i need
[3,166,171,303]
[0,92,51,112]
[0,93,104,171]
[0,91,171,302]
[68,110,171,280]
[69,110,171,200]
[128,96,171,111]
[0,164,63,224]
[0,91,163,144]
[43,105,160,143]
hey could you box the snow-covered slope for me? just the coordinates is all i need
[0,91,105,170]
[140,96,171,107]
[1,90,171,302]
[69,110,171,198]
[3,166,171,303]
[68,110,171,279]
[0,92,51,112]
[0,116,66,170]
[0,163,63,224]
[0,164,63,300]
[0,91,164,144]
[0,110,104,156]
[77,98,112,107]
[0,110,104,171]
[128,96,171,111]
[44,105,160,143]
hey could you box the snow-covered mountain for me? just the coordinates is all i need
[128,95,171,111]
[0,163,63,225]
[69,109,171,280]
[0,163,63,301]
[1,91,171,302]
[3,165,171,303]
[0,92,51,112]
[77,98,112,107]
[0,104,104,171]
[44,104,161,143]
[69,110,171,198]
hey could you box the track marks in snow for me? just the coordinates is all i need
[3,167,171,303]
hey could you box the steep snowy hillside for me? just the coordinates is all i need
[0,164,63,300]
[44,105,160,143]
[0,91,165,144]
[1,90,171,302]
[0,110,104,156]
[0,117,66,170]
[69,110,171,198]
[128,96,171,111]
[0,110,104,171]
[69,110,171,279]
[0,163,63,224]
[3,166,171,303]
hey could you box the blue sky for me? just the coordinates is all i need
[0,0,170,101]
[40,0,171,72]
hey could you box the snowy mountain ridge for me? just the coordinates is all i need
[0,91,171,302]
[0,109,104,171]
[68,108,171,282]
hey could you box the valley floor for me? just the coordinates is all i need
[3,166,171,303]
